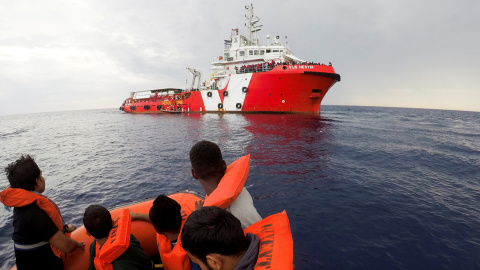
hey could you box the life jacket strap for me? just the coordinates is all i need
[14,241,49,251]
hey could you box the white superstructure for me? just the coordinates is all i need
[209,4,304,90]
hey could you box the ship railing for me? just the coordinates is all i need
[235,61,329,74]
[235,63,275,74]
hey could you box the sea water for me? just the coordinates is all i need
[0,106,479,269]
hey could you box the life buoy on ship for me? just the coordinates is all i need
[223,91,229,97]
[236,103,242,109]
[207,92,212,97]
[218,103,223,109]
[242,87,248,93]
[144,105,150,110]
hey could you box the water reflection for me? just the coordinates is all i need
[181,113,254,156]
[242,114,334,167]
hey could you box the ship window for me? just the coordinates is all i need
[239,51,245,56]
[260,50,265,55]
[249,50,253,55]
[254,50,259,55]
[266,49,271,53]
[273,50,279,52]
[280,50,283,52]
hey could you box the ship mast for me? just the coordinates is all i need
[245,4,262,46]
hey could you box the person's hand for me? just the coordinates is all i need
[67,224,76,233]
[128,208,138,220]
[128,208,149,222]
[77,241,85,251]
[195,200,204,210]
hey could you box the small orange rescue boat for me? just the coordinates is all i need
[63,191,204,270]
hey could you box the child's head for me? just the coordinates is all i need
[149,195,182,234]
[83,204,112,239]
[181,206,249,266]
[4,155,41,191]
[189,140,226,180]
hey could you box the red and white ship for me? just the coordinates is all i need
[120,4,340,114]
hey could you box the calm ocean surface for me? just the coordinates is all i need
[0,106,479,269]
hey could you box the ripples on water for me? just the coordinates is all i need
[0,106,479,269]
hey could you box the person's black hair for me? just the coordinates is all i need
[4,155,41,191]
[180,206,248,265]
[83,205,113,239]
[149,194,182,233]
[189,140,225,179]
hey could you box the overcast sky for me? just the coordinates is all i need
[1,0,479,116]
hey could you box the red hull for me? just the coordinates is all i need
[120,64,340,114]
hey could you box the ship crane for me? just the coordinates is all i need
[187,67,202,90]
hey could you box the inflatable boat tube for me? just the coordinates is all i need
[61,191,204,270]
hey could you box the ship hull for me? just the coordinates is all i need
[120,65,340,114]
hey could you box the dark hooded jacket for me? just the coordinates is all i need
[234,233,260,270]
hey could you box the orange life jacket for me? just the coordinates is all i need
[156,154,250,270]
[0,188,67,257]
[244,211,294,270]
[156,226,190,270]
[94,208,131,270]
[204,154,250,209]
[156,195,200,270]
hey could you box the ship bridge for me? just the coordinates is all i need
[208,3,310,85]
[211,4,298,70]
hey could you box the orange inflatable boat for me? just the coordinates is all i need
[62,191,204,270]
[8,155,253,269]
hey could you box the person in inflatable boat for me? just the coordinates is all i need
[189,140,261,228]
[181,206,294,270]
[129,194,201,270]
[83,204,153,270]
[0,155,85,270]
